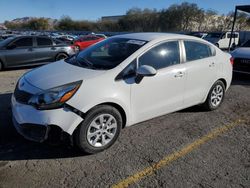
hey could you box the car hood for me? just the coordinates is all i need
[231,48,250,59]
[24,60,106,90]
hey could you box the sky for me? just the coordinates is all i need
[0,0,249,23]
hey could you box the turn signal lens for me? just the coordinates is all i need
[59,85,79,103]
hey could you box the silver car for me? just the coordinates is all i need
[0,36,76,70]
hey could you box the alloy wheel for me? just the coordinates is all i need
[86,114,117,147]
[210,85,224,107]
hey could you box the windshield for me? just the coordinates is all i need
[204,33,222,38]
[66,37,147,70]
[0,37,14,48]
[242,40,250,47]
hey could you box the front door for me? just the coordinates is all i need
[130,41,186,124]
[5,37,35,67]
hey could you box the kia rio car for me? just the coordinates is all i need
[11,33,232,154]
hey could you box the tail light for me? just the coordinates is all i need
[230,57,234,66]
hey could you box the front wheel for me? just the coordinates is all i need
[202,80,225,111]
[74,105,122,154]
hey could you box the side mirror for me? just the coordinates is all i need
[136,65,157,77]
[6,44,17,50]
[135,65,157,83]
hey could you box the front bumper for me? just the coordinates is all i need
[11,95,83,142]
[12,116,49,142]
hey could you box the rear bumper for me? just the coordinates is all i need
[233,70,250,75]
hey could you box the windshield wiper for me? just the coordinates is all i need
[77,57,98,70]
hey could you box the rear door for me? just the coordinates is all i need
[182,40,217,107]
[33,37,56,63]
[4,37,35,66]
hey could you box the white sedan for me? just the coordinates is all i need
[12,33,232,153]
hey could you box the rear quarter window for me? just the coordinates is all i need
[184,41,214,62]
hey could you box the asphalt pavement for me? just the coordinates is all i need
[0,69,249,188]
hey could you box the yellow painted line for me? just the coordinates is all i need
[112,119,246,188]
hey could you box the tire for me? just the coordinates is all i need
[74,105,122,154]
[202,80,225,111]
[231,43,236,50]
[55,53,68,61]
[0,61,3,71]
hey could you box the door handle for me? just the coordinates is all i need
[174,71,184,78]
[51,47,56,50]
[27,48,33,52]
[209,62,215,67]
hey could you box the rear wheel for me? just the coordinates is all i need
[0,61,3,71]
[202,80,225,111]
[55,53,68,61]
[74,105,122,154]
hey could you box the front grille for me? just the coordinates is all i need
[234,58,250,73]
[14,84,32,104]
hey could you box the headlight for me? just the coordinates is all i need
[28,81,82,110]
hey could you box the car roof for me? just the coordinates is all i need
[112,32,197,41]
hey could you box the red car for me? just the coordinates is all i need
[74,35,105,51]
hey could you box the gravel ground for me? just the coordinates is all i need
[0,68,249,188]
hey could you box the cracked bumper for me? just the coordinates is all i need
[11,94,83,141]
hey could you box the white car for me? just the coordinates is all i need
[11,33,232,153]
[204,32,239,49]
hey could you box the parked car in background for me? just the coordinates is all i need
[12,33,232,154]
[55,34,77,41]
[0,36,76,70]
[55,36,73,44]
[95,34,108,38]
[204,31,239,49]
[73,35,105,51]
[231,39,250,75]
[186,32,207,38]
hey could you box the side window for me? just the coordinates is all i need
[227,33,238,38]
[14,38,33,47]
[184,41,212,62]
[139,41,180,70]
[37,37,53,46]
